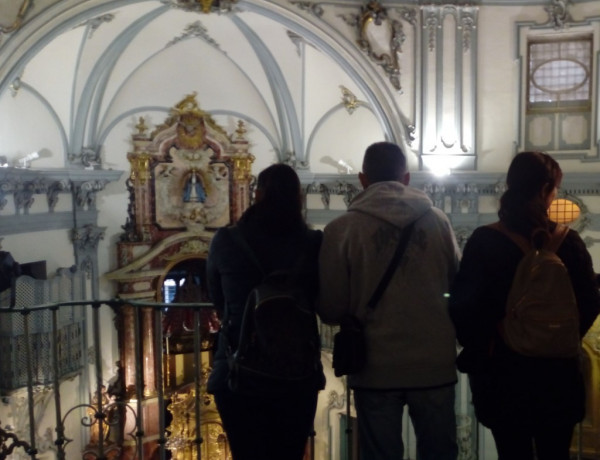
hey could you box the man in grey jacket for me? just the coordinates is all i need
[318,141,460,460]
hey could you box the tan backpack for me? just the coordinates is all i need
[491,223,580,358]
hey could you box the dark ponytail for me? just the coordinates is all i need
[498,151,562,240]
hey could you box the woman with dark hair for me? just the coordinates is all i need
[449,152,600,460]
[206,163,324,460]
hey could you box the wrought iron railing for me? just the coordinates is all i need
[0,299,222,460]
[0,296,486,460]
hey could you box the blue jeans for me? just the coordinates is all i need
[354,385,458,460]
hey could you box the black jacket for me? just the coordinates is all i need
[449,224,600,428]
[206,212,323,393]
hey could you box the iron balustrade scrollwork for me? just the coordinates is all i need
[0,424,32,460]
[0,298,220,460]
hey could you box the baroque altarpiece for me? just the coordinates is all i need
[106,94,254,459]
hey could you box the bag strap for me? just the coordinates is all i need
[367,221,416,310]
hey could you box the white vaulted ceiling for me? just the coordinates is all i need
[0,0,409,176]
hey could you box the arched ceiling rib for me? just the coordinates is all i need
[0,0,411,172]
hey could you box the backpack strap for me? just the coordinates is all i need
[487,222,569,255]
[227,226,312,278]
[545,223,569,253]
[487,222,530,254]
[227,226,266,277]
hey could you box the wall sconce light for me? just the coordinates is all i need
[16,151,40,168]
[320,156,355,175]
[14,149,51,168]
[337,159,354,174]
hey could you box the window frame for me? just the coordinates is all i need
[526,34,593,115]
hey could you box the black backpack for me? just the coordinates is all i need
[226,227,322,394]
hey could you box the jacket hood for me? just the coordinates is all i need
[349,181,433,228]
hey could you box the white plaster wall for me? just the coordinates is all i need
[0,90,65,169]
[476,6,526,173]
[1,231,74,274]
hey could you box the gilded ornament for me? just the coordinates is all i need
[168,94,224,150]
[340,85,359,114]
[179,205,208,231]
[128,152,153,185]
[161,0,237,14]
[171,93,227,136]
[181,239,209,255]
[0,0,31,34]
[166,386,229,459]
[231,154,255,181]
[177,119,206,150]
[235,120,247,139]
[173,92,204,116]
[136,117,149,136]
[357,1,404,91]
[201,0,214,13]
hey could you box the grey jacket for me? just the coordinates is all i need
[318,181,460,388]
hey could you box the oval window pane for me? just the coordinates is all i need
[532,60,588,93]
